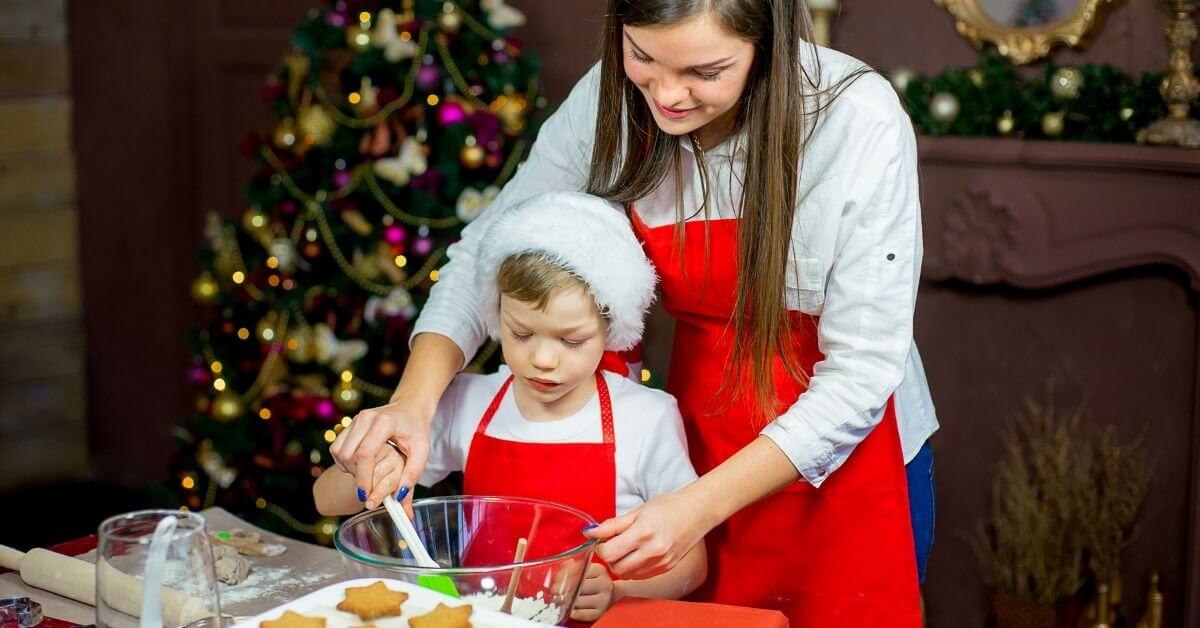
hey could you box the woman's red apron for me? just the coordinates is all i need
[461,372,616,573]
[631,210,921,626]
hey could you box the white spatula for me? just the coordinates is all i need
[382,495,438,568]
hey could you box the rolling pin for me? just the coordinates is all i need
[0,544,211,625]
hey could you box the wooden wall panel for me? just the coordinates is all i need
[0,0,85,490]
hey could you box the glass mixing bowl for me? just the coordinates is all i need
[335,496,598,625]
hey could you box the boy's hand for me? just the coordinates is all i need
[570,562,617,622]
[362,445,407,510]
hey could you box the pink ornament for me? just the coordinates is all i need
[416,65,440,91]
[413,237,434,256]
[326,10,348,27]
[314,399,337,421]
[187,366,211,386]
[332,169,351,188]
[280,199,298,215]
[384,224,407,245]
[437,101,468,126]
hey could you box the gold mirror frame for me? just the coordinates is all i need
[933,0,1119,64]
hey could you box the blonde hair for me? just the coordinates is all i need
[496,252,595,313]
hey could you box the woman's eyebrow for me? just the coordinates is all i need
[625,31,734,69]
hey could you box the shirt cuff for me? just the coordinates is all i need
[760,419,839,488]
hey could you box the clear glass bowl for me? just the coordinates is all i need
[335,496,598,625]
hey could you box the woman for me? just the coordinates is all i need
[332,0,937,624]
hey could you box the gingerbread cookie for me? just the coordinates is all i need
[260,610,326,627]
[336,581,409,620]
[409,603,473,628]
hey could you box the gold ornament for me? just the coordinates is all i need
[283,51,310,100]
[353,248,384,281]
[460,144,486,169]
[996,110,1016,136]
[1050,67,1083,99]
[242,206,270,236]
[314,516,340,545]
[334,381,363,412]
[888,67,915,92]
[191,272,220,305]
[298,104,336,147]
[968,68,986,88]
[341,209,374,235]
[346,24,371,52]
[492,95,528,134]
[211,391,245,422]
[272,118,298,150]
[437,3,464,33]
[256,311,280,343]
[1041,111,1065,137]
[284,327,315,363]
[930,92,960,124]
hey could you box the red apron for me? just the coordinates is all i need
[631,211,921,626]
[462,371,617,571]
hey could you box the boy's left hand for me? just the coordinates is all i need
[570,562,616,622]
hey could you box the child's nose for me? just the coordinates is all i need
[530,342,558,370]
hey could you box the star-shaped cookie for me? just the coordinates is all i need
[408,603,473,628]
[260,610,326,627]
[336,580,410,620]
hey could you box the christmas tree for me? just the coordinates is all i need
[172,0,542,543]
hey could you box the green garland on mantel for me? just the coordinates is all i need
[892,54,1200,143]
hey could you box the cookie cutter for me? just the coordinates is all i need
[0,597,43,627]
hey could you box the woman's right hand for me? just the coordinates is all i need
[330,397,436,515]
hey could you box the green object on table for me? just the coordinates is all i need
[417,574,461,598]
[218,532,230,539]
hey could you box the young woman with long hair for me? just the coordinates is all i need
[332,1,937,623]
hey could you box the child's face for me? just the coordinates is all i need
[500,285,609,416]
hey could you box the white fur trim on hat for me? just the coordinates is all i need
[476,191,656,352]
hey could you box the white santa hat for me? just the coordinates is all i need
[475,191,657,352]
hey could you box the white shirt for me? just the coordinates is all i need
[420,367,699,515]
[413,44,939,488]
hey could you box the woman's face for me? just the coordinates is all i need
[622,12,756,142]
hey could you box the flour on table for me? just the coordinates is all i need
[217,565,334,606]
[461,592,561,625]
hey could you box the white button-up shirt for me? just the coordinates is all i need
[412,44,938,487]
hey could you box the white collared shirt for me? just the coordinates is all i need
[412,44,938,487]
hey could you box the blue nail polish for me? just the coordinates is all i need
[396,486,410,500]
[357,488,366,502]
[582,524,598,533]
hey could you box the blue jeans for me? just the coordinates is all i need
[905,440,935,585]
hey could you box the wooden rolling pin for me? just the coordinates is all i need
[0,544,211,625]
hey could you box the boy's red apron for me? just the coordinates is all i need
[631,210,921,626]
[462,372,616,573]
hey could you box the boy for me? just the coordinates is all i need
[316,192,706,621]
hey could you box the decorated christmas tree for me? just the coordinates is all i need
[171,0,542,543]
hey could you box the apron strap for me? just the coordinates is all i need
[474,372,615,446]
[475,375,515,436]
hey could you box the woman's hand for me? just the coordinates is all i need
[329,397,435,516]
[585,488,718,581]
[570,563,617,622]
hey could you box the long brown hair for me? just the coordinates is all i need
[586,0,871,423]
